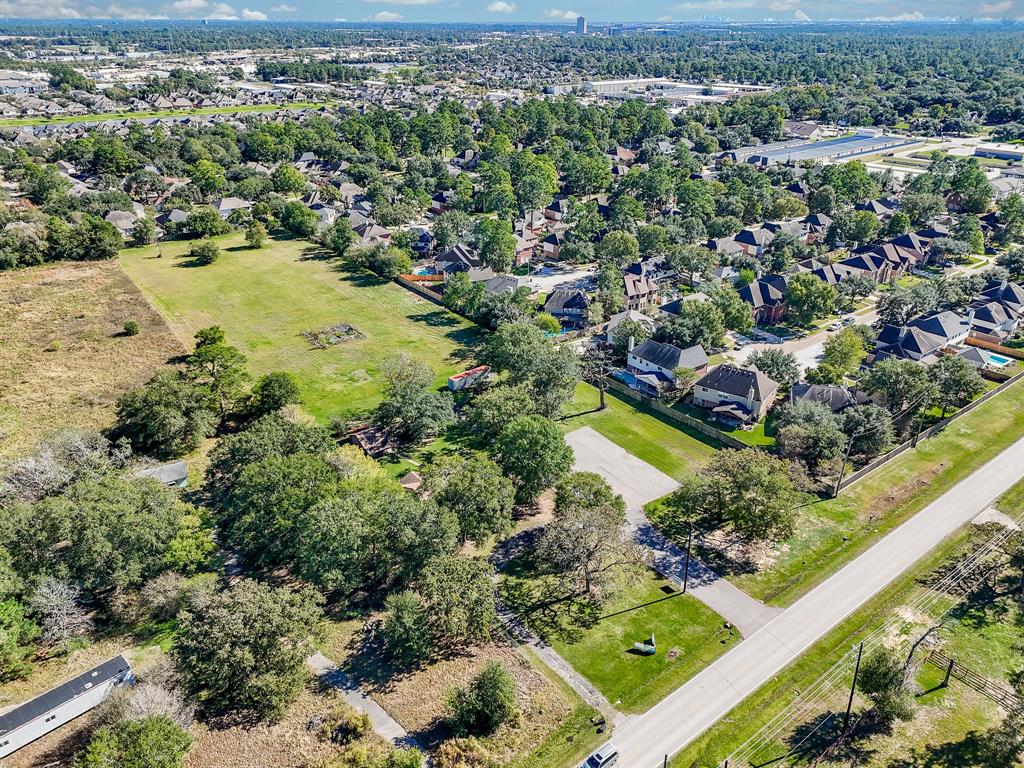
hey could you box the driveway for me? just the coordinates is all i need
[608,433,1024,768]
[564,427,781,637]
[524,265,596,293]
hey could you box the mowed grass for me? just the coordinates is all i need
[559,383,719,480]
[671,479,1024,768]
[0,259,183,459]
[551,572,737,714]
[726,379,1024,606]
[119,234,479,421]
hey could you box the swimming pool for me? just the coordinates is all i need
[988,353,1014,367]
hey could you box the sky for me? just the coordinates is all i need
[0,0,1020,24]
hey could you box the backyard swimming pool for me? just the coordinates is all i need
[988,353,1014,367]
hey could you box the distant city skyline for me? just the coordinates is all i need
[0,0,1020,25]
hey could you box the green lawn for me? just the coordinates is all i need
[673,400,777,448]
[550,572,736,714]
[670,478,1024,768]
[724,378,1024,606]
[558,383,719,479]
[119,233,478,421]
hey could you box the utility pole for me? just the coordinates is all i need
[844,642,864,732]
[682,523,693,594]
[832,433,856,498]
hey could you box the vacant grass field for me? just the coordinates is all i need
[670,479,1024,768]
[0,260,183,460]
[559,384,719,480]
[702,379,1024,607]
[0,101,332,127]
[119,233,478,422]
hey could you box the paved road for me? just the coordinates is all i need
[609,434,1024,768]
[733,305,880,375]
[565,427,781,637]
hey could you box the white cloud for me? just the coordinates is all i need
[0,0,155,17]
[768,0,800,10]
[544,8,579,20]
[864,10,926,20]
[487,0,515,11]
[270,2,296,10]
[369,10,403,20]
[657,15,675,21]
[241,7,265,18]
[794,9,811,20]
[980,0,1012,12]
[363,0,437,4]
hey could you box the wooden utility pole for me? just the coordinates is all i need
[682,523,693,594]
[844,642,865,731]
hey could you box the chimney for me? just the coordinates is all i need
[628,335,635,353]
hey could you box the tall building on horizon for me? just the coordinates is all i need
[576,16,588,35]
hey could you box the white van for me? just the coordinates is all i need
[580,745,620,768]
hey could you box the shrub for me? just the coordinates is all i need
[189,239,219,266]
[123,319,140,336]
[447,661,517,736]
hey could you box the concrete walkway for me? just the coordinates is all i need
[564,427,781,637]
[610,434,1024,768]
[307,652,421,749]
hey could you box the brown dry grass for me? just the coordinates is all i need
[0,260,183,459]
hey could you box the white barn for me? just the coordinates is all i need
[0,655,134,758]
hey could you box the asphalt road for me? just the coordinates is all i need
[608,433,1024,767]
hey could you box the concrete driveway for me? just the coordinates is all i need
[564,427,781,637]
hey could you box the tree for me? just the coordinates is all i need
[281,201,319,238]
[846,210,880,243]
[746,348,800,386]
[996,248,1024,279]
[785,272,836,325]
[0,598,38,682]
[190,159,227,195]
[183,207,230,238]
[188,239,219,266]
[596,230,640,269]
[661,449,802,544]
[424,455,515,544]
[775,400,845,471]
[610,317,652,360]
[533,312,561,334]
[466,383,538,439]
[840,404,895,460]
[863,358,936,416]
[928,355,985,416]
[174,580,323,721]
[115,371,218,458]
[75,715,192,768]
[876,288,919,327]
[708,286,754,334]
[447,661,517,737]
[185,328,249,417]
[597,261,624,318]
[857,647,915,724]
[433,210,474,249]
[420,555,496,646]
[381,590,432,664]
[820,328,866,377]
[321,218,355,257]
[655,300,725,351]
[270,164,308,195]
[29,577,92,652]
[131,217,158,246]
[476,218,516,273]
[667,244,713,285]
[245,220,267,249]
[247,371,300,418]
[74,215,124,261]
[538,472,638,599]
[902,192,946,227]
[495,415,574,504]
[375,354,455,444]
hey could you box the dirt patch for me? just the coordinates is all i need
[184,688,357,768]
[301,323,366,349]
[0,260,183,459]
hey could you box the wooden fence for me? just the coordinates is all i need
[926,649,1021,710]
[396,275,446,307]
[966,332,1024,360]
[603,378,750,450]
[837,369,1024,492]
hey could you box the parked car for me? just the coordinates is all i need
[827,321,843,331]
[842,315,857,326]
[580,745,620,768]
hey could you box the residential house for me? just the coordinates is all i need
[434,244,483,278]
[801,213,833,243]
[606,308,657,341]
[693,364,780,425]
[789,383,865,413]
[0,656,134,759]
[214,196,252,220]
[541,228,568,260]
[627,339,709,396]
[133,460,189,488]
[874,309,973,362]
[607,145,637,164]
[735,226,775,258]
[623,273,659,311]
[739,274,788,325]
[544,198,572,223]
[544,289,590,328]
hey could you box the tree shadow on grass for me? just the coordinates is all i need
[885,730,1009,768]
[409,309,462,328]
